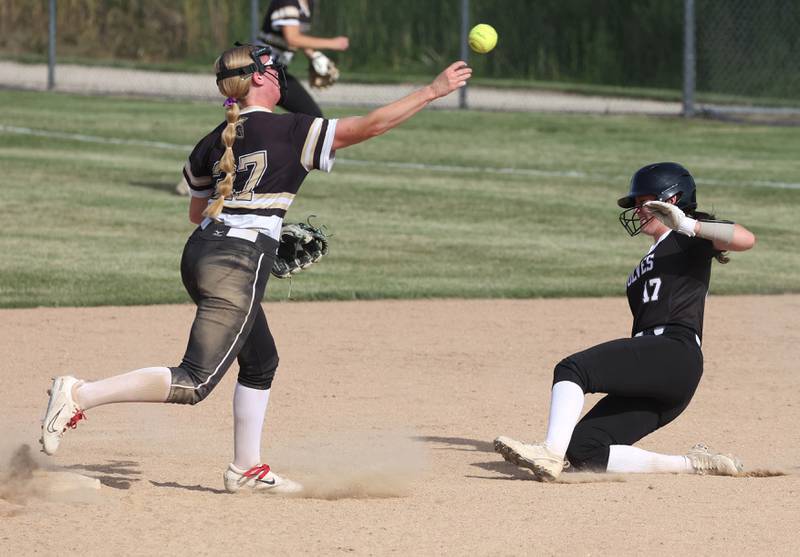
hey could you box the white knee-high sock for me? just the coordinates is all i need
[74,366,172,410]
[233,383,271,470]
[543,380,585,457]
[607,445,693,474]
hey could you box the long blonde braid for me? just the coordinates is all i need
[203,45,257,220]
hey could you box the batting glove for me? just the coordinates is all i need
[644,200,697,237]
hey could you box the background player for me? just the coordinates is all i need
[41,44,472,494]
[495,162,756,480]
[257,0,348,117]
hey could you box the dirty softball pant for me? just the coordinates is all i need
[167,223,280,405]
[553,329,703,470]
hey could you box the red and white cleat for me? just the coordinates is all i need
[40,376,85,456]
[223,463,303,494]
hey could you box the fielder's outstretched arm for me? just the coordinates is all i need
[332,61,472,151]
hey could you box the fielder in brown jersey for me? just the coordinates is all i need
[183,108,335,239]
[41,44,472,494]
[495,162,756,481]
[172,0,345,194]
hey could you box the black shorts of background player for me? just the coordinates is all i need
[495,162,756,482]
[258,0,349,117]
[41,44,472,494]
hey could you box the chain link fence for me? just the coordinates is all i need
[693,0,800,122]
[0,0,797,120]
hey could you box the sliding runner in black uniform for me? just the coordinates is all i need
[495,162,756,481]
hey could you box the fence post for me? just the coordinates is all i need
[459,0,470,109]
[48,0,56,90]
[251,0,260,44]
[683,0,696,117]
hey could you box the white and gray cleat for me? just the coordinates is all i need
[494,435,565,481]
[686,443,743,476]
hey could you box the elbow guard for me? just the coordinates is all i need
[697,220,735,245]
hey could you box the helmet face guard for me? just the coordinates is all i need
[619,205,651,236]
[268,61,289,104]
[617,162,698,236]
[216,43,288,103]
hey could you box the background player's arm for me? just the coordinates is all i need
[189,196,207,224]
[333,61,472,150]
[282,25,348,51]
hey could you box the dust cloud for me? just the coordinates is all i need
[0,442,100,506]
[270,431,428,500]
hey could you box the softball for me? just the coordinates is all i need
[468,24,498,54]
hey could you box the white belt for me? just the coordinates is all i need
[634,326,701,348]
[634,326,665,337]
[226,228,260,243]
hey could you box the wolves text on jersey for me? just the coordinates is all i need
[626,253,654,287]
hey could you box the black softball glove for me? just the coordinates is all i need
[271,218,330,279]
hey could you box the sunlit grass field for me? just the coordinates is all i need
[1,89,798,307]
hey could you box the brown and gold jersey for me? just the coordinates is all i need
[183,106,336,240]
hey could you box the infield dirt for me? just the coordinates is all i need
[1,296,798,555]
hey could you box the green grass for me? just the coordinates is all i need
[1,90,798,307]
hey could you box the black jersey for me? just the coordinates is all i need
[258,0,314,65]
[626,231,717,339]
[182,107,336,240]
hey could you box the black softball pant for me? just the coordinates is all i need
[278,72,323,117]
[167,223,280,405]
[553,329,703,470]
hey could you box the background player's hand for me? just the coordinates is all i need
[330,36,349,51]
[309,52,340,89]
[311,52,335,76]
[429,61,472,99]
[644,201,697,237]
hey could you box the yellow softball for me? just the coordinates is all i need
[468,24,498,54]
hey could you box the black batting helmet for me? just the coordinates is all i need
[618,162,698,236]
